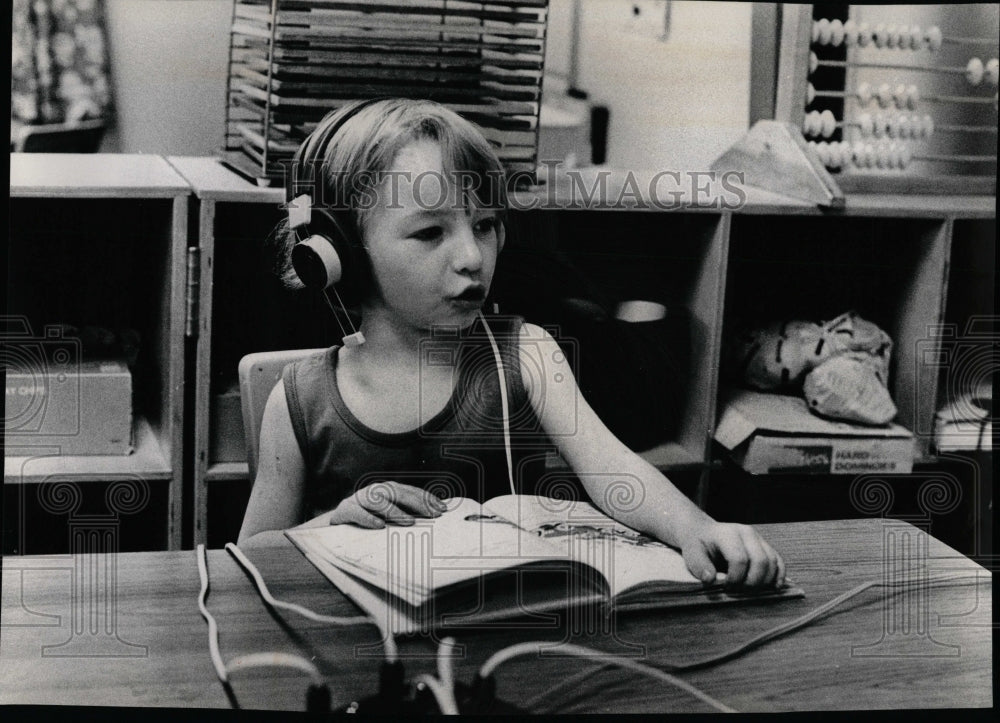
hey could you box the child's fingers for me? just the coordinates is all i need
[359,497,415,526]
[382,482,446,517]
[736,527,772,588]
[713,529,751,588]
[331,504,385,529]
[682,543,718,584]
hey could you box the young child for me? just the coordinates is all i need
[238,98,785,590]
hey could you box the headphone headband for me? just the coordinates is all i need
[285,99,387,296]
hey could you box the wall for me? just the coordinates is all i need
[545,0,753,171]
[102,0,232,155]
[99,0,752,170]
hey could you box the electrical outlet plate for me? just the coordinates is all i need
[620,0,671,41]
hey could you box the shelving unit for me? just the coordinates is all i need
[167,155,343,547]
[167,156,993,547]
[7,154,190,550]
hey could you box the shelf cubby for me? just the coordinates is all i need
[7,154,189,550]
[723,214,951,458]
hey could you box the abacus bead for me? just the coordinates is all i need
[885,25,899,49]
[965,57,984,86]
[817,18,832,45]
[809,51,819,75]
[896,114,910,138]
[875,143,889,169]
[884,113,898,138]
[819,142,833,167]
[803,111,820,137]
[857,112,874,137]
[893,84,909,109]
[877,83,894,108]
[906,85,920,109]
[985,59,999,88]
[857,21,873,48]
[856,82,873,105]
[908,25,922,50]
[830,19,846,47]
[852,141,866,167]
[839,141,852,166]
[811,19,820,44]
[887,143,900,169]
[871,112,885,137]
[925,26,942,51]
[843,20,857,46]
[828,142,844,169]
[898,145,912,170]
[864,143,877,168]
[874,23,888,48]
[806,83,816,105]
[820,109,837,138]
[922,114,934,139]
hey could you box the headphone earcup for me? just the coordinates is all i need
[291,234,343,290]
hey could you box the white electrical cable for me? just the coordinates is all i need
[479,311,516,496]
[479,642,735,713]
[414,674,460,715]
[226,652,324,686]
[196,544,229,683]
[520,572,986,711]
[224,542,399,662]
[198,543,328,697]
[437,637,457,697]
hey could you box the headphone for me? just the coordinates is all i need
[286,99,384,343]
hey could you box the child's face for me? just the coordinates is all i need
[362,139,501,331]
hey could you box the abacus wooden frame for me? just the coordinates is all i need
[766,3,996,196]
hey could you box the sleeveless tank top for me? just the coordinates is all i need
[282,315,560,518]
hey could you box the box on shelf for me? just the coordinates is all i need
[5,359,133,456]
[210,383,246,464]
[715,389,915,475]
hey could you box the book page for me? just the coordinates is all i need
[286,496,562,607]
[483,495,706,597]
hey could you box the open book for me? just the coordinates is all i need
[286,495,803,634]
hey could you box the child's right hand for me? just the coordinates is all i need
[303,481,447,529]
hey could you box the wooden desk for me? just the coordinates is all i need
[0,519,990,713]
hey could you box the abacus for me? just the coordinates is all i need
[774,5,997,195]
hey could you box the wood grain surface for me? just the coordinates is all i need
[0,519,990,712]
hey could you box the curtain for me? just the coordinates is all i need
[11,0,113,126]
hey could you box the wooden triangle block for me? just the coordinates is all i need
[711,120,845,208]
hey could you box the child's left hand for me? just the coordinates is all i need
[677,522,786,589]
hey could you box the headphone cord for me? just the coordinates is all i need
[516,571,986,712]
[479,311,516,496]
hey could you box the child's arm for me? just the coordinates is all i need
[238,383,307,545]
[238,383,445,545]
[518,323,785,589]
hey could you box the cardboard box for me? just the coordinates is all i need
[210,384,247,463]
[715,389,915,475]
[5,359,133,456]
